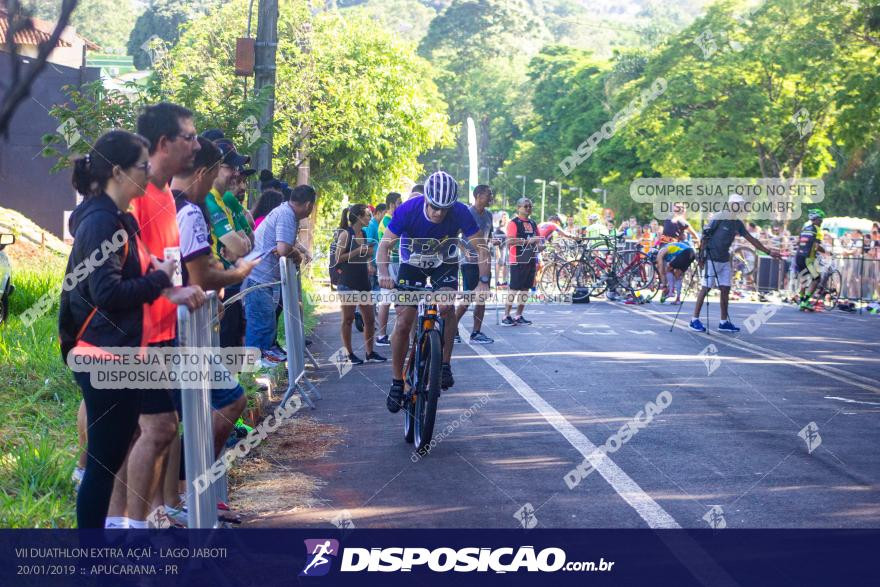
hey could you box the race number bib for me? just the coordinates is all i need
[407,253,443,269]
[405,237,460,269]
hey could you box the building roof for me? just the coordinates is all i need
[0,7,100,51]
[0,14,71,47]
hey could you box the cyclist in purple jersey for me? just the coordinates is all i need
[377,171,491,413]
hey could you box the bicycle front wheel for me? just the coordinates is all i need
[403,339,417,444]
[732,247,758,276]
[414,329,442,454]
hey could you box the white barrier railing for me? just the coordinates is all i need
[177,291,221,529]
[280,257,321,409]
[176,260,320,528]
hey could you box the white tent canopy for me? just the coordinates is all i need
[821,217,875,237]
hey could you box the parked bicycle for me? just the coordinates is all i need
[556,234,658,299]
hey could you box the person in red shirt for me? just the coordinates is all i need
[537,215,576,242]
[111,103,206,528]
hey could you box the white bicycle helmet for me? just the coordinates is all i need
[424,171,459,209]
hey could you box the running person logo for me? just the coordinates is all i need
[798,422,822,454]
[300,539,340,577]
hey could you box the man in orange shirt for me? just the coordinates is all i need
[111,103,206,528]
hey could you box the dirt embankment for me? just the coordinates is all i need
[0,206,69,270]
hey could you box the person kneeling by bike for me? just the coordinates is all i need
[795,209,827,312]
[657,240,696,305]
[377,171,490,413]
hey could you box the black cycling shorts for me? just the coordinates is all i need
[669,249,695,271]
[396,261,459,304]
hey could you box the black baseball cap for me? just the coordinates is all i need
[239,167,257,177]
[214,139,250,168]
[201,129,225,141]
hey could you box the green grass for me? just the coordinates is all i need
[0,256,318,528]
[0,260,79,528]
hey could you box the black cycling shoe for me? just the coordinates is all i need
[387,380,404,413]
[441,363,454,390]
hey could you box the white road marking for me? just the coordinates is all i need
[463,326,739,586]
[621,304,880,395]
[464,337,679,528]
[825,396,880,407]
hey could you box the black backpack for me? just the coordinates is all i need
[328,228,344,288]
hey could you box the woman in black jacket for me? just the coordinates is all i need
[59,130,203,528]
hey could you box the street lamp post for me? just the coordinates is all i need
[534,179,547,222]
[592,187,607,207]
[549,180,562,218]
[496,170,507,208]
[566,186,582,217]
[432,159,439,171]
[515,175,526,198]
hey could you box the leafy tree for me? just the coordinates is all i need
[154,0,451,215]
[126,0,214,69]
[343,0,438,43]
[419,0,547,186]
[30,0,140,49]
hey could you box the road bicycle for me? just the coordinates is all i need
[402,299,444,453]
[537,243,577,296]
[730,245,758,291]
[556,235,658,299]
[806,255,843,310]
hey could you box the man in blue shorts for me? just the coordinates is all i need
[377,171,491,413]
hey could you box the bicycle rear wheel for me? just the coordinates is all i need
[622,257,658,299]
[539,262,560,296]
[414,329,442,454]
[824,269,842,309]
[557,261,603,297]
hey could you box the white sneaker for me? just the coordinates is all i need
[72,467,84,492]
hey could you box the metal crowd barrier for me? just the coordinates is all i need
[280,257,321,409]
[177,291,221,529]
[777,254,880,302]
[836,255,880,301]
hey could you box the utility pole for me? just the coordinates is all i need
[253,0,278,176]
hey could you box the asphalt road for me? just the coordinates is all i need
[249,298,880,529]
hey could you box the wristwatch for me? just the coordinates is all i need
[479,275,490,284]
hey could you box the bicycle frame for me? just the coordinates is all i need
[403,301,443,395]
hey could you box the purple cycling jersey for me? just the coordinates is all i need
[387,195,479,266]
